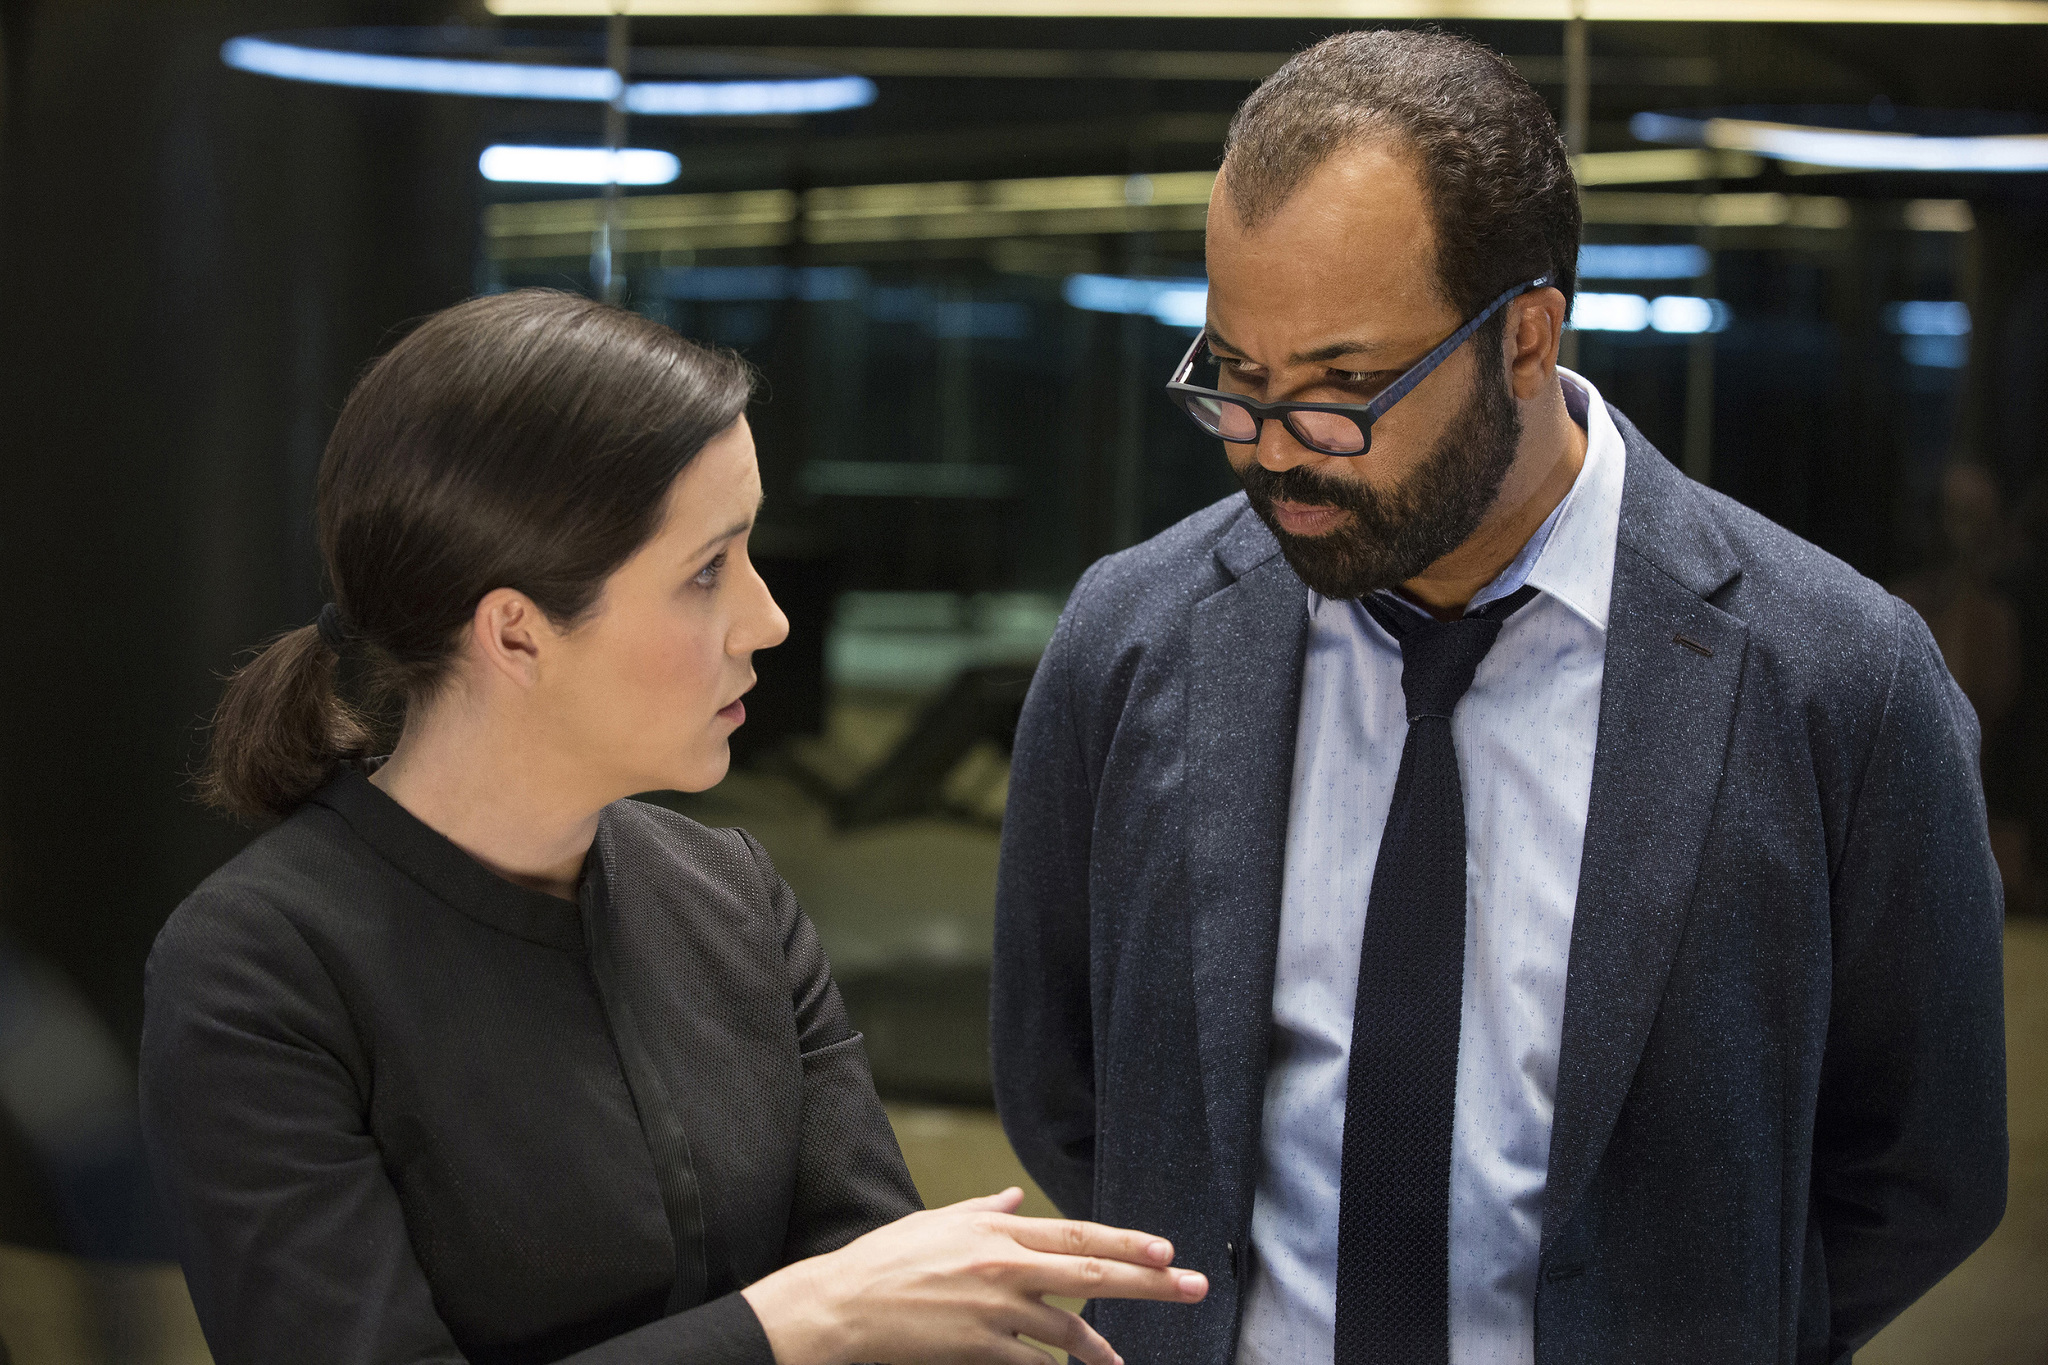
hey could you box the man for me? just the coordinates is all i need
[991,28,2006,1365]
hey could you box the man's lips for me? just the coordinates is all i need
[1269,499,1354,537]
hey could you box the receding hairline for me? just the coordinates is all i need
[1216,117,1419,233]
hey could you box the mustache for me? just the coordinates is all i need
[1236,460,1383,518]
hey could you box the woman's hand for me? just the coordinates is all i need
[739,1188,1208,1365]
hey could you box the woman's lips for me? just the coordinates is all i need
[1270,499,1353,537]
[716,698,746,727]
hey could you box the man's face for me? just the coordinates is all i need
[1204,141,1522,599]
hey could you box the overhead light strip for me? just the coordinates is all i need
[1634,112,2048,172]
[480,145,684,184]
[221,35,878,114]
[487,0,2048,23]
[485,172,1974,259]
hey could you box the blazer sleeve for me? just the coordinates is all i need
[990,562,1105,1220]
[1812,598,2008,1358]
[140,892,776,1365]
[735,830,922,1262]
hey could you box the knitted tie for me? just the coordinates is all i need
[1333,584,1539,1364]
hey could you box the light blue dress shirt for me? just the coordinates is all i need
[1236,371,1627,1365]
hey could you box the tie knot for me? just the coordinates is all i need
[1363,584,1537,722]
[1392,615,1505,720]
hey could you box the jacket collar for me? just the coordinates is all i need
[311,768,589,952]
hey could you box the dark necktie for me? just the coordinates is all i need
[1334,583,1539,1364]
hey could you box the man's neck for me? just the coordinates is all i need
[1397,385,1589,620]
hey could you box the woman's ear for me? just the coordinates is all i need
[470,588,549,689]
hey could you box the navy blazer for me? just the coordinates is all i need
[992,412,2007,1365]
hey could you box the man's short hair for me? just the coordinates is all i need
[1221,28,1581,329]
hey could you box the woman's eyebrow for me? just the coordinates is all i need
[685,494,767,560]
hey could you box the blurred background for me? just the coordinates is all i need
[1,1,2045,1360]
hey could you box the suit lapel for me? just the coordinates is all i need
[1541,418,1747,1251]
[1187,510,1309,1226]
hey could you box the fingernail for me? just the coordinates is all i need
[1177,1271,1206,1295]
[1147,1239,1172,1263]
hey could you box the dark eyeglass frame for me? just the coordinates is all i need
[1165,274,1552,457]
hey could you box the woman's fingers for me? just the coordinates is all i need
[1019,1248,1209,1304]
[947,1187,1027,1214]
[1017,1302,1122,1365]
[997,1215,1177,1267]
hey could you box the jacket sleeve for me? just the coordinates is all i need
[1813,598,2008,1358]
[737,830,923,1263]
[990,563,1106,1220]
[140,893,776,1365]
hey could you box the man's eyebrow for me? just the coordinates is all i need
[1205,325,1392,367]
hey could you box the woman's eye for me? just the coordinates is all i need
[692,552,727,589]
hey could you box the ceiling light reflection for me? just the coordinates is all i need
[1063,274,1208,328]
[223,33,874,116]
[479,145,682,184]
[1633,111,2048,173]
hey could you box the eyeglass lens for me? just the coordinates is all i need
[1174,391,1368,456]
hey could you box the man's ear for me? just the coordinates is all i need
[1506,286,1569,400]
[470,588,548,689]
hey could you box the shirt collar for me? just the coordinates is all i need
[1524,366,1624,632]
[1306,367,1623,634]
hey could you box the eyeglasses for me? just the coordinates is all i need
[1164,275,1550,457]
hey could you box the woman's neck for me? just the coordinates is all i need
[370,695,602,902]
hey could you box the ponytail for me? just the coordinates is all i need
[198,623,374,822]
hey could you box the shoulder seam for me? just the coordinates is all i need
[1830,597,1911,899]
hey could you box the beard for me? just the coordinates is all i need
[1236,353,1523,600]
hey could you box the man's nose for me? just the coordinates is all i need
[1254,419,1326,474]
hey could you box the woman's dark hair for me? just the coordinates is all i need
[1220,28,1581,338]
[200,289,755,822]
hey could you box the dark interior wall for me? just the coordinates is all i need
[0,0,481,1051]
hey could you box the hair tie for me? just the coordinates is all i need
[316,602,353,655]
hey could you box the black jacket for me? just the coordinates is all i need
[992,412,2007,1364]
[141,771,918,1365]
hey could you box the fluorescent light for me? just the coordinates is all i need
[1633,111,2048,173]
[224,34,874,117]
[1063,274,1207,327]
[1570,292,1729,332]
[1884,301,1972,336]
[488,0,2048,22]
[1902,335,1969,368]
[1648,295,1730,333]
[222,35,620,100]
[1578,244,1709,280]
[626,75,875,115]
[1570,293,1651,332]
[479,145,681,184]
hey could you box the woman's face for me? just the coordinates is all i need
[540,417,788,797]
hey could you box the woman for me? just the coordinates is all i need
[138,290,1205,1365]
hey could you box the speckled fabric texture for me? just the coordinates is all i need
[992,410,2007,1365]
[141,770,918,1365]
